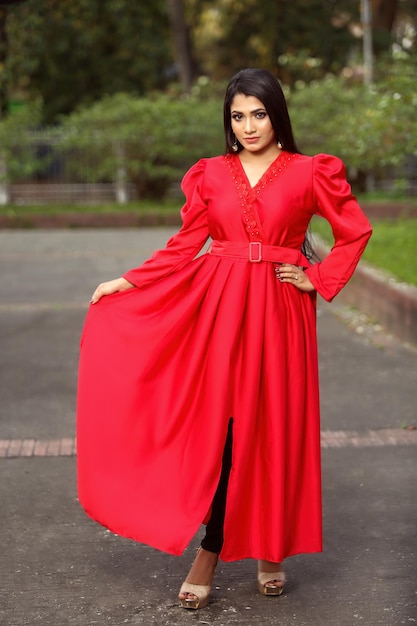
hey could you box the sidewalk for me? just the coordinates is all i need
[1,228,416,626]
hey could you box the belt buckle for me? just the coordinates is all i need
[249,241,262,263]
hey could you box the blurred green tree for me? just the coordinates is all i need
[6,0,172,122]
[189,0,359,80]
[189,0,417,82]
[0,0,27,115]
[2,0,416,134]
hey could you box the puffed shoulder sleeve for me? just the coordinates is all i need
[304,154,372,302]
[123,159,210,288]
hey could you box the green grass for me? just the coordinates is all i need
[356,192,417,204]
[311,217,417,286]
[0,199,179,216]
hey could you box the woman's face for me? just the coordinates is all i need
[230,93,277,154]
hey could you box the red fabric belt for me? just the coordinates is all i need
[207,240,310,267]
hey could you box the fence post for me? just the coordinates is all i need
[114,141,128,204]
[0,151,9,205]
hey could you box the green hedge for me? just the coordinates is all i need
[60,92,224,198]
[0,64,415,199]
[288,63,417,173]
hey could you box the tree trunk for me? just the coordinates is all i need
[166,0,194,93]
[372,0,398,31]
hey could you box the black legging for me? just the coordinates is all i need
[201,419,233,554]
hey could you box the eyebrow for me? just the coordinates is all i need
[231,108,267,114]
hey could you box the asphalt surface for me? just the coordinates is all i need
[1,228,416,626]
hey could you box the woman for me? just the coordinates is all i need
[77,68,372,609]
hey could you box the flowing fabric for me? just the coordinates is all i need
[77,152,372,562]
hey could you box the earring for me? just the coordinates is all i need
[231,134,239,152]
[277,140,283,150]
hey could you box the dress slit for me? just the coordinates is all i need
[201,419,234,554]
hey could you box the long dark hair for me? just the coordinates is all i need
[223,68,316,261]
[223,68,300,155]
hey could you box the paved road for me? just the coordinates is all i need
[1,228,416,626]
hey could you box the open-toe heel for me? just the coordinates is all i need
[179,582,211,609]
[257,570,286,596]
[179,548,217,609]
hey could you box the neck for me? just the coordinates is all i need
[239,145,281,163]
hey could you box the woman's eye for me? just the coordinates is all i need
[232,114,243,121]
[256,112,266,119]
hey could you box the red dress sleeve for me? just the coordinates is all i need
[123,159,210,288]
[305,154,372,302]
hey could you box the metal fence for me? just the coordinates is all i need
[0,128,140,205]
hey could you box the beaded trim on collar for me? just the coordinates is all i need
[224,151,299,242]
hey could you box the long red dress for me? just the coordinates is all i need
[77,151,372,562]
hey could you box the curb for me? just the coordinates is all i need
[361,202,417,220]
[0,211,181,229]
[317,242,417,348]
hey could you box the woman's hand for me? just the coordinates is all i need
[275,264,315,293]
[90,277,135,304]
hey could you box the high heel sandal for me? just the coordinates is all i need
[178,548,217,610]
[179,582,211,610]
[257,567,286,596]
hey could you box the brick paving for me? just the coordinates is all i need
[320,427,417,447]
[0,437,77,458]
[1,428,416,459]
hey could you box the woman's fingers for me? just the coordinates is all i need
[90,278,133,304]
[275,263,302,282]
[274,264,315,292]
[90,282,111,304]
